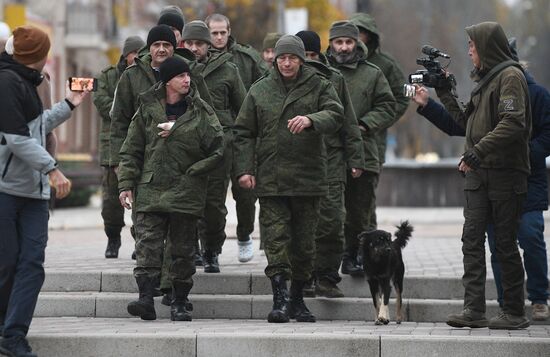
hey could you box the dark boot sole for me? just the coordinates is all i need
[488,321,530,330]
[446,319,488,328]
[267,311,289,323]
[171,314,192,322]
[204,267,220,273]
[127,303,156,321]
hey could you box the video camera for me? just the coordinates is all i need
[408,45,456,89]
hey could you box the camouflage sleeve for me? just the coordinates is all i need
[117,107,146,192]
[474,71,528,159]
[307,80,344,134]
[93,69,114,120]
[386,60,409,122]
[186,110,225,176]
[360,70,396,132]
[232,92,258,177]
[230,67,247,118]
[192,70,214,107]
[109,71,136,166]
[338,79,365,170]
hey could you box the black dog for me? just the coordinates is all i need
[358,221,413,325]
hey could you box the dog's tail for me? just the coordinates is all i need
[394,221,413,249]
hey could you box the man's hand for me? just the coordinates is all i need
[48,168,72,199]
[461,149,481,170]
[351,168,363,178]
[238,174,256,190]
[412,84,429,107]
[65,81,90,107]
[119,190,133,210]
[157,122,175,138]
[287,115,312,134]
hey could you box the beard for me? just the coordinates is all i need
[333,49,356,64]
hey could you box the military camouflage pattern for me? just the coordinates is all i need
[117,83,224,216]
[227,36,269,90]
[196,50,246,253]
[93,58,125,166]
[260,196,321,281]
[100,166,125,231]
[314,181,346,277]
[134,212,197,286]
[233,65,344,197]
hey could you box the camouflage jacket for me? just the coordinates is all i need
[109,52,212,166]
[117,83,224,216]
[93,57,125,166]
[200,50,246,131]
[326,44,396,174]
[226,36,268,90]
[350,13,410,164]
[305,57,365,182]
[233,65,344,197]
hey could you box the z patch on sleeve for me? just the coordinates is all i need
[500,97,516,111]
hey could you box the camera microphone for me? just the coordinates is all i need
[421,45,451,59]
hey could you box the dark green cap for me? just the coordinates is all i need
[329,20,359,41]
[182,20,211,44]
[275,35,305,62]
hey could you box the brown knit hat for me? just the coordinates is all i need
[13,25,50,65]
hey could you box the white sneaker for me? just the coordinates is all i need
[238,238,254,262]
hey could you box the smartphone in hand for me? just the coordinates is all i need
[69,77,98,92]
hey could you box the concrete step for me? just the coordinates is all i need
[27,317,550,357]
[43,270,501,300]
[34,292,548,324]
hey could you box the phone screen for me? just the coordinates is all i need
[69,77,97,92]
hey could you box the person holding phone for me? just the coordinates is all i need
[0,25,89,357]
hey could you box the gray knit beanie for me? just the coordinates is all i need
[160,5,184,19]
[182,20,211,44]
[274,35,305,62]
[262,32,283,51]
[329,20,359,41]
[122,36,145,57]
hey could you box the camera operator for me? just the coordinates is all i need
[412,38,550,322]
[416,22,532,330]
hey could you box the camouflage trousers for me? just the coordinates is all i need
[134,212,197,286]
[259,196,321,281]
[101,167,125,233]
[344,171,378,254]
[198,131,233,253]
[462,169,526,316]
[314,181,346,281]
[231,177,257,241]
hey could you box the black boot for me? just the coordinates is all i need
[203,250,220,273]
[171,281,193,321]
[341,250,363,277]
[267,275,289,323]
[104,227,121,258]
[289,280,316,322]
[127,276,156,320]
[302,276,316,298]
[194,239,203,267]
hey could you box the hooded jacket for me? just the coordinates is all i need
[436,22,531,175]
[0,52,72,200]
[326,42,396,174]
[117,84,224,216]
[233,65,344,197]
[349,13,409,164]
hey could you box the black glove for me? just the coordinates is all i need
[462,149,481,170]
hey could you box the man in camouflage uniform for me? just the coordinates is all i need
[181,20,246,272]
[93,35,144,259]
[261,33,283,69]
[325,21,396,276]
[205,13,269,262]
[234,35,344,323]
[296,30,365,298]
[350,13,409,231]
[118,57,224,322]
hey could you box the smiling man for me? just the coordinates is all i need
[233,35,344,323]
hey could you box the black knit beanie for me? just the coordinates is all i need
[295,30,321,55]
[159,56,191,84]
[147,24,177,49]
[158,13,184,34]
